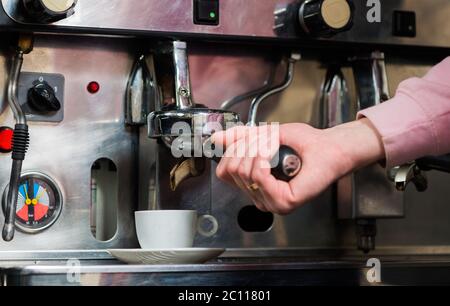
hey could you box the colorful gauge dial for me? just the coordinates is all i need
[2,172,62,233]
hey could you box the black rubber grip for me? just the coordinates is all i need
[11,124,29,161]
[270,145,302,182]
[417,154,450,174]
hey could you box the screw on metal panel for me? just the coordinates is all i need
[178,87,190,98]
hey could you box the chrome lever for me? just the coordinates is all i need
[173,41,194,110]
[3,35,33,241]
[390,163,428,192]
[248,52,300,127]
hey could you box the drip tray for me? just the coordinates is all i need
[2,250,450,285]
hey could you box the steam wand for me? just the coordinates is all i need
[249,53,302,181]
[248,53,301,127]
[3,35,33,241]
[207,53,303,182]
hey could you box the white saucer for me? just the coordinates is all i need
[108,248,225,265]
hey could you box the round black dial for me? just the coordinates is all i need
[22,0,77,23]
[2,172,63,234]
[28,81,61,112]
[299,0,354,37]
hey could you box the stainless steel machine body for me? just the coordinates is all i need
[0,0,449,48]
[0,0,448,285]
[0,35,139,249]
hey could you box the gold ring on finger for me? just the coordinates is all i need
[247,183,260,192]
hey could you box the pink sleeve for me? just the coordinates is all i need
[357,57,450,168]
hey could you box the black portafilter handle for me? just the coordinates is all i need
[270,145,302,182]
[416,154,450,174]
[207,141,302,182]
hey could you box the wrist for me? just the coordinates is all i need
[328,118,386,171]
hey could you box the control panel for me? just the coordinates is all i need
[0,1,449,48]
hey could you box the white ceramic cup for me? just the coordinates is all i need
[135,210,219,249]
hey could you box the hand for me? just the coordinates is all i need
[211,119,385,215]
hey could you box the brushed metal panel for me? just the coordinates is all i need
[2,0,450,48]
[0,35,139,250]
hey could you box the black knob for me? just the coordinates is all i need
[22,0,77,23]
[27,82,61,113]
[270,145,302,182]
[299,0,353,37]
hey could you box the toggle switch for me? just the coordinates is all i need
[0,127,13,153]
[393,11,416,37]
[194,0,219,26]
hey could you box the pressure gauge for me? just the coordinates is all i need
[2,172,63,234]
[22,0,77,23]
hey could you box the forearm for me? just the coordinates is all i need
[358,57,450,168]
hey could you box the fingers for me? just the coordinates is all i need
[217,134,268,211]
[216,127,251,184]
[213,123,341,215]
[211,125,250,149]
[215,126,271,212]
[245,135,295,214]
[215,140,240,185]
[214,124,303,214]
[237,131,269,211]
[250,157,296,215]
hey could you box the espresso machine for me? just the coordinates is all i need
[0,0,449,286]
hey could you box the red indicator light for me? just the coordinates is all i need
[87,81,100,94]
[0,127,13,153]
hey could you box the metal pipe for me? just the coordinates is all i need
[350,51,390,110]
[7,51,26,124]
[248,53,300,126]
[3,49,29,241]
[173,41,194,109]
[3,160,23,241]
[220,64,276,110]
[319,67,351,129]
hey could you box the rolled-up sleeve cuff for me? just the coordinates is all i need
[357,92,439,169]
